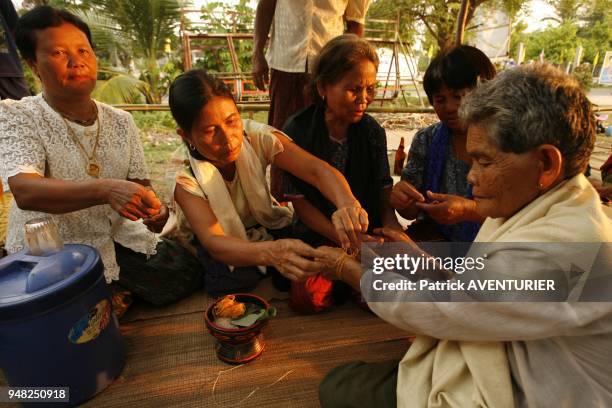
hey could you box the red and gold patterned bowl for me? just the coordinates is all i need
[204,293,270,364]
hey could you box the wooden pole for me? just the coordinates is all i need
[380,50,395,107]
[394,12,402,102]
[455,0,470,46]
[226,36,243,100]
[179,10,192,70]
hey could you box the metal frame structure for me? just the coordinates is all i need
[179,8,424,106]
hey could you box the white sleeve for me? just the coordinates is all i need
[368,295,612,342]
[260,128,285,163]
[175,169,207,200]
[365,244,612,341]
[247,124,285,167]
[0,102,46,180]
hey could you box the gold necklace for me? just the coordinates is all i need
[60,107,102,178]
[43,95,98,126]
[43,95,102,177]
[59,109,97,126]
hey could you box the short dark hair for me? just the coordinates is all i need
[310,34,379,105]
[423,45,496,104]
[15,5,93,61]
[459,64,595,178]
[168,69,235,160]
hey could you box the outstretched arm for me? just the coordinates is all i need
[389,180,425,220]
[291,196,340,245]
[8,173,162,223]
[174,184,320,281]
[272,131,368,249]
[381,186,403,230]
[416,191,486,224]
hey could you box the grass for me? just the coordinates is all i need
[142,134,182,204]
[246,111,268,123]
[132,111,177,132]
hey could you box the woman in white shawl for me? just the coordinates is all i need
[169,69,370,295]
[316,64,612,407]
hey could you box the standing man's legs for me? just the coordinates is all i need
[267,68,310,129]
[268,68,311,201]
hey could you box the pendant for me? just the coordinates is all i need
[87,162,101,178]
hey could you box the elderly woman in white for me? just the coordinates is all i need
[0,6,201,307]
[316,64,612,407]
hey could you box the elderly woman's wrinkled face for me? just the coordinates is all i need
[319,59,377,125]
[466,124,541,219]
[29,23,97,98]
[184,96,244,168]
[432,86,469,135]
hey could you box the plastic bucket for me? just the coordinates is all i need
[0,244,124,406]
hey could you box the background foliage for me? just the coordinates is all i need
[17,0,610,104]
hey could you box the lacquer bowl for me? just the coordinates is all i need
[204,293,270,364]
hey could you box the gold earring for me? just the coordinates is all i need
[189,143,196,151]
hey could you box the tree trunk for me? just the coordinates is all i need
[455,0,470,45]
[437,34,455,51]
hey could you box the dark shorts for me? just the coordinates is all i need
[268,69,311,130]
[193,239,263,296]
[114,238,203,306]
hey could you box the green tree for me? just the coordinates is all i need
[572,63,593,90]
[509,20,527,58]
[368,0,526,51]
[542,0,587,24]
[92,71,153,104]
[514,22,579,64]
[20,0,77,8]
[193,0,254,74]
[77,0,183,103]
[576,0,612,64]
[511,0,611,67]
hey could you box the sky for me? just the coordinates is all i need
[11,0,558,33]
[522,0,558,32]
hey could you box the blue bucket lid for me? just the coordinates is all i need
[0,244,104,321]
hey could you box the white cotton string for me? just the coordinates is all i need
[235,387,260,405]
[211,366,294,407]
[235,369,295,405]
[264,369,295,389]
[211,364,245,407]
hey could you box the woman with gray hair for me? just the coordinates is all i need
[315,64,611,407]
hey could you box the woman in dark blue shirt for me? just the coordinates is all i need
[390,45,496,242]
